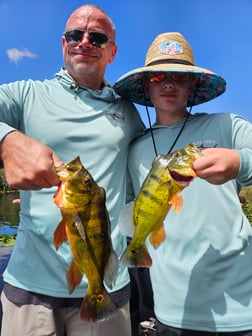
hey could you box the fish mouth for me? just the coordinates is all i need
[168,169,195,184]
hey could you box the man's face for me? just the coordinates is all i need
[62,6,117,87]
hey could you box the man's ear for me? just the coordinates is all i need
[108,45,118,64]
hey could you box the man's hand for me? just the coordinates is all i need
[0,131,63,190]
[192,148,240,185]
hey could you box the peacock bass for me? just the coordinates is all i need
[53,156,119,322]
[120,143,201,267]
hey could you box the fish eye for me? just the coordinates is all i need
[84,177,91,186]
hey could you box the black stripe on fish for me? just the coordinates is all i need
[142,189,161,204]
[149,173,164,184]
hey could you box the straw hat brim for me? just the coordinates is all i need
[114,63,226,107]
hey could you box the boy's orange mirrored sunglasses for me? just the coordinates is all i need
[147,72,192,84]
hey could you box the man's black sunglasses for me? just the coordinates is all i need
[64,29,115,48]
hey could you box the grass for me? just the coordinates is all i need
[241,185,252,224]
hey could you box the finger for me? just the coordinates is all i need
[11,176,55,190]
[52,152,64,167]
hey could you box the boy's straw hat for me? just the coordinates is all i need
[114,32,226,107]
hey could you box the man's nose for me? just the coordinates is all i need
[79,32,91,45]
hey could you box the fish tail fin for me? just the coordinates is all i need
[120,244,152,267]
[149,223,166,248]
[104,250,119,289]
[80,288,117,322]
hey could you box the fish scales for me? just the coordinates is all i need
[120,143,201,268]
[53,156,119,322]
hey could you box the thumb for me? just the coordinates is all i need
[52,152,64,168]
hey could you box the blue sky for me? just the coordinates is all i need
[0,0,251,125]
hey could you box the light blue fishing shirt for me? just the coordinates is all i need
[128,113,252,332]
[0,68,144,297]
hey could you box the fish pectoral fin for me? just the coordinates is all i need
[67,260,83,294]
[149,224,166,248]
[104,250,119,289]
[169,193,183,213]
[73,213,86,242]
[53,217,69,250]
[118,200,135,238]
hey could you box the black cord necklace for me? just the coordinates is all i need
[145,106,191,156]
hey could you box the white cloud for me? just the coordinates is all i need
[6,48,37,64]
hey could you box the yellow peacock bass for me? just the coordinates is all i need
[53,156,119,322]
[120,143,201,267]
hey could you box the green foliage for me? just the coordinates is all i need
[243,202,252,224]
[0,233,17,246]
[0,193,20,225]
[0,169,15,194]
[241,186,252,225]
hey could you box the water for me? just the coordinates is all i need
[0,192,19,244]
[0,223,18,237]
